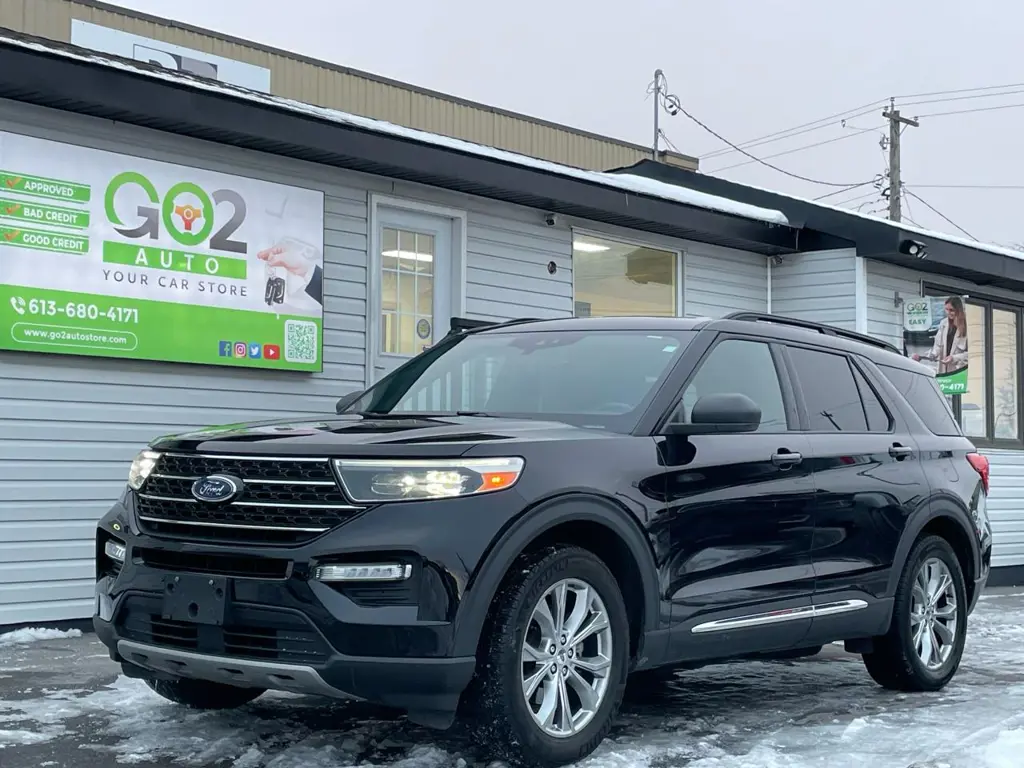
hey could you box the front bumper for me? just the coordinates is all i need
[91,488,521,724]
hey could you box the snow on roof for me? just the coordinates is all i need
[0,33,792,228]
[717,175,1024,262]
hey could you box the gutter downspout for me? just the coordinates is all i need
[766,257,773,314]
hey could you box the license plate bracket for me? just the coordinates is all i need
[161,574,229,626]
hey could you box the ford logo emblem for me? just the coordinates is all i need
[191,474,242,504]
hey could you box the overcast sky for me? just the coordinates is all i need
[107,0,1024,248]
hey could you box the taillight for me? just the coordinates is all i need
[967,452,990,494]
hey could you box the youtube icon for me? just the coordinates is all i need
[264,344,281,360]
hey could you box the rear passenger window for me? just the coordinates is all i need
[879,364,962,436]
[788,347,871,432]
[675,339,788,432]
[852,363,893,432]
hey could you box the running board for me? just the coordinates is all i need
[690,599,868,634]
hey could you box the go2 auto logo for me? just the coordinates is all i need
[219,340,281,361]
[104,172,248,253]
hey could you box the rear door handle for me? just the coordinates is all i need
[771,450,803,467]
[889,443,913,460]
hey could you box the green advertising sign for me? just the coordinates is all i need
[903,296,969,396]
[0,132,325,371]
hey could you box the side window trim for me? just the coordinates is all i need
[849,356,896,433]
[655,333,798,433]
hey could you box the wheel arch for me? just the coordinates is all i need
[450,493,661,663]
[888,498,981,603]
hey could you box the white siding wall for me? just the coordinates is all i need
[865,261,1024,569]
[770,248,858,328]
[684,244,768,318]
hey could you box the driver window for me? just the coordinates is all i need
[671,339,788,432]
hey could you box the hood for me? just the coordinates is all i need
[150,413,613,457]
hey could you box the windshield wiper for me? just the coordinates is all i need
[455,411,499,417]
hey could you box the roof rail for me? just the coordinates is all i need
[722,311,902,355]
[445,316,540,338]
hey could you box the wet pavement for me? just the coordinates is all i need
[1,590,1023,768]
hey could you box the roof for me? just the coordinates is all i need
[0,30,811,256]
[66,0,700,168]
[615,160,1024,293]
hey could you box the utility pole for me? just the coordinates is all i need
[882,97,919,222]
[652,69,663,160]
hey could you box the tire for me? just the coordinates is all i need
[862,535,968,692]
[144,677,265,709]
[462,545,630,767]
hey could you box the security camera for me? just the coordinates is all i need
[899,239,928,259]
[544,213,557,227]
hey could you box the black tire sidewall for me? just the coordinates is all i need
[894,536,969,686]
[498,548,629,764]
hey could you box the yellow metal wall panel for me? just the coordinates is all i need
[2,0,698,172]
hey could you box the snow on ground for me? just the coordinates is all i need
[1,592,1023,768]
[0,627,82,647]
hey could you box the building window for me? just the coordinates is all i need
[381,227,434,355]
[572,232,679,318]
[922,288,1023,444]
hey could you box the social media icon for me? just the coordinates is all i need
[234,342,247,358]
[264,344,280,360]
[218,340,233,357]
[248,343,262,359]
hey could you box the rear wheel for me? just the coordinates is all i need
[144,677,265,709]
[862,535,967,691]
[463,546,629,767]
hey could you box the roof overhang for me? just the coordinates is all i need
[616,160,1024,292]
[0,32,800,255]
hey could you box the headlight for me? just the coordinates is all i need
[128,450,161,491]
[333,457,524,503]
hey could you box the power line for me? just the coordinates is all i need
[814,180,879,200]
[707,124,885,173]
[660,96,877,188]
[916,101,1024,119]
[911,183,1024,190]
[899,87,1024,110]
[699,99,887,160]
[893,81,1024,100]
[903,187,977,240]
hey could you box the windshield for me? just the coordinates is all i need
[345,329,696,432]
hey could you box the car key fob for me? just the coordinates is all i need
[264,265,286,306]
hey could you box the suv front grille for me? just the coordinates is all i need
[136,453,361,545]
[118,596,330,664]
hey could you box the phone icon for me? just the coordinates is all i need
[9,296,25,315]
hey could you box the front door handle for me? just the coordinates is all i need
[771,450,803,467]
[889,443,913,460]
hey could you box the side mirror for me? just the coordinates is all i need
[335,390,363,414]
[664,392,761,436]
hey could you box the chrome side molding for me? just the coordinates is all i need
[690,599,868,634]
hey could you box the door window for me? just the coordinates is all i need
[673,339,788,432]
[788,347,874,432]
[381,226,435,356]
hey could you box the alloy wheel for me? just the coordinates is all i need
[520,578,613,738]
[910,557,959,671]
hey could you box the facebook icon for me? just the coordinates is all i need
[218,341,233,357]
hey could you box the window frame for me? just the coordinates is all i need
[570,228,684,318]
[778,342,895,435]
[921,281,1024,448]
[655,333,801,434]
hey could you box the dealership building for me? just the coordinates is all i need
[1,29,1024,627]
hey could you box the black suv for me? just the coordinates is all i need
[94,312,992,766]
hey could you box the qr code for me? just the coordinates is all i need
[284,319,319,364]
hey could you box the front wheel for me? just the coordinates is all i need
[862,535,968,691]
[463,545,629,767]
[144,677,265,709]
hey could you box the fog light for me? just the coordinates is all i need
[104,539,126,563]
[312,563,411,582]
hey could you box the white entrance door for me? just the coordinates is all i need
[370,207,453,383]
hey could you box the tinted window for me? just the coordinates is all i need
[788,347,868,432]
[879,364,962,436]
[675,339,788,432]
[348,329,697,433]
[852,362,892,432]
